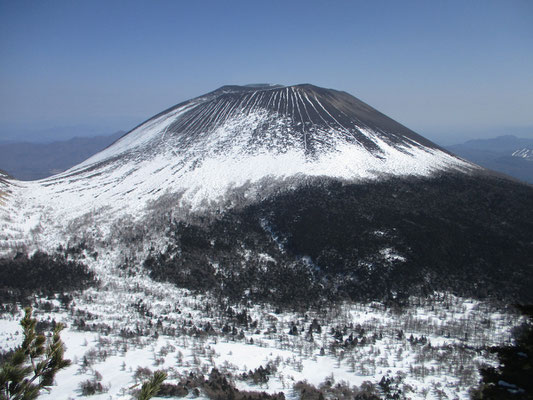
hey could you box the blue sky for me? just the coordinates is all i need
[1,0,532,144]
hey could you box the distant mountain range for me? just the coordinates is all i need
[446,135,533,184]
[0,131,124,180]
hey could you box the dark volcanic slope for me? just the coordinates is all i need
[144,172,533,306]
[158,84,443,155]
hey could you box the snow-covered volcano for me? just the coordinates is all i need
[75,83,469,180]
[1,86,532,400]
[1,84,473,251]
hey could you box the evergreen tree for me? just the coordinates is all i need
[136,370,167,400]
[0,307,70,399]
[473,305,533,399]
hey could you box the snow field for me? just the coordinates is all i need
[0,263,519,400]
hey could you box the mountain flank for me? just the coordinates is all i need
[0,84,531,305]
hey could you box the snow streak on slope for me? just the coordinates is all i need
[0,84,475,252]
[0,171,8,206]
[512,148,533,160]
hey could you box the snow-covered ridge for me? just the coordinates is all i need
[0,84,475,252]
[512,148,533,160]
[0,173,8,204]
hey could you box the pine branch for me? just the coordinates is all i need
[0,308,71,400]
[137,370,167,400]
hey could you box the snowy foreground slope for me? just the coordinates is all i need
[1,85,530,399]
[0,241,523,400]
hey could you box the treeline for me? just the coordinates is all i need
[0,251,97,304]
[258,172,533,304]
[144,172,533,307]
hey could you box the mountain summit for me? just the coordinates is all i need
[81,83,463,166]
